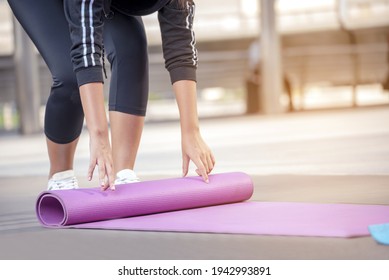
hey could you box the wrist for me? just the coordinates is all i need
[180,122,200,135]
[88,126,109,139]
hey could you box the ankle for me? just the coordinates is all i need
[49,168,74,179]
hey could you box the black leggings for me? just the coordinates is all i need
[8,0,149,144]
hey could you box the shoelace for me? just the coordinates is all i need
[114,176,140,185]
[115,177,139,185]
[49,176,78,190]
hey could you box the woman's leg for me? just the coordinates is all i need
[109,112,144,172]
[8,0,84,178]
[103,12,149,172]
[46,138,79,177]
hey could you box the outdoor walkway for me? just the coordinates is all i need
[0,105,388,259]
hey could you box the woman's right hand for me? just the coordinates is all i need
[79,82,115,191]
[88,131,115,191]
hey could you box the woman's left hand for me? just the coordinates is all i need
[181,130,215,183]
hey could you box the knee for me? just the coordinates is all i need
[50,70,81,105]
[52,69,77,90]
[45,71,84,143]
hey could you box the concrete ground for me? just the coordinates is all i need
[0,105,388,259]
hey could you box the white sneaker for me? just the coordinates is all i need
[114,169,140,185]
[47,170,79,190]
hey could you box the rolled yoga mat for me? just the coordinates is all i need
[36,172,389,238]
[37,172,253,227]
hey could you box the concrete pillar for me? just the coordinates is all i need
[337,0,358,107]
[260,0,283,114]
[13,18,41,134]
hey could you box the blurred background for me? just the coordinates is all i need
[0,0,388,133]
[1,1,389,260]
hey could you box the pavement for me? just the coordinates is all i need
[0,105,389,259]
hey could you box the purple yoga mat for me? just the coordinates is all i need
[36,172,253,227]
[76,202,389,237]
[36,172,389,237]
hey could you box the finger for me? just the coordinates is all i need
[192,157,208,183]
[205,149,215,173]
[106,162,115,191]
[98,160,109,190]
[182,154,190,177]
[199,152,210,174]
[206,153,214,174]
[100,179,108,191]
[101,178,110,191]
[88,159,96,181]
[211,152,216,166]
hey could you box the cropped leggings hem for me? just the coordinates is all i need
[45,130,82,145]
[109,105,146,117]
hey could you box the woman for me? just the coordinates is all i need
[8,0,215,191]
